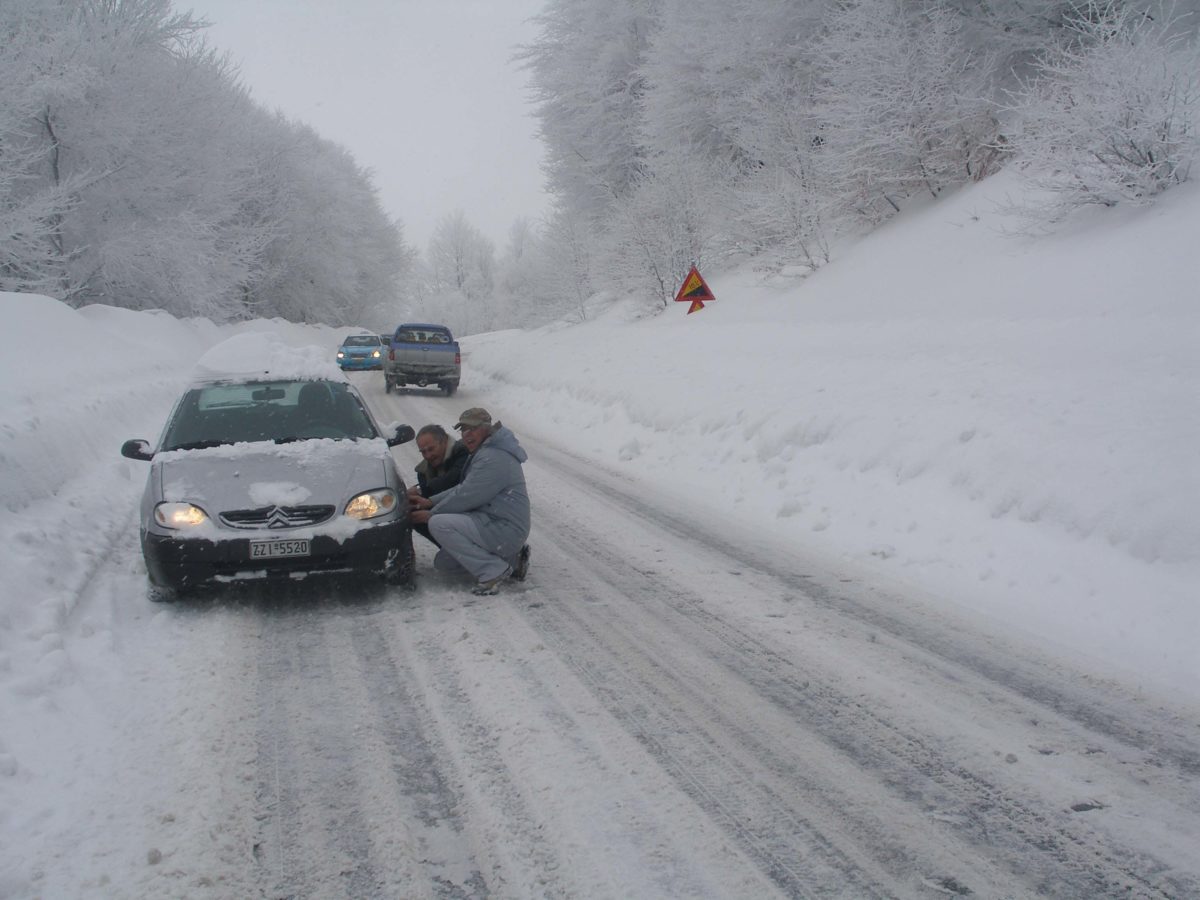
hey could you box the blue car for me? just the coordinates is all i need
[337,334,384,370]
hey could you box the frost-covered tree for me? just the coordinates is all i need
[602,151,733,306]
[60,37,277,317]
[531,205,597,322]
[1006,0,1200,222]
[425,211,497,335]
[0,0,123,297]
[428,211,495,301]
[520,0,660,226]
[721,47,838,267]
[643,0,838,263]
[811,0,999,220]
[514,0,1200,312]
[245,121,407,325]
[1,0,411,323]
[492,217,540,324]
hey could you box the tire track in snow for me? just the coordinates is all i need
[252,602,385,897]
[250,593,509,899]
[528,439,1200,780]
[519,448,1196,898]
[383,586,793,898]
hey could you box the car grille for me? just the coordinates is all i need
[219,505,336,529]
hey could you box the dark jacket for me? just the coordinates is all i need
[415,439,469,498]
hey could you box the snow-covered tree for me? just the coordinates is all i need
[492,217,540,325]
[425,211,497,335]
[1007,0,1200,222]
[602,151,733,306]
[811,0,1000,220]
[1,0,115,297]
[244,121,407,325]
[520,0,660,226]
[519,205,595,324]
[1,0,411,324]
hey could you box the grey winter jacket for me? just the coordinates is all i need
[428,425,530,559]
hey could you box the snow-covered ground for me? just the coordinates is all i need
[0,168,1196,894]
[465,170,1199,700]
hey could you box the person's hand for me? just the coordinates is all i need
[407,484,422,498]
[410,509,431,525]
[409,494,433,510]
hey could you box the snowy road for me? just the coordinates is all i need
[28,377,1199,898]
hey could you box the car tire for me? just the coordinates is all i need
[385,531,417,590]
[384,376,393,394]
[147,581,179,603]
[443,381,458,397]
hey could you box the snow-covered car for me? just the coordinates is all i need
[121,335,417,600]
[336,333,385,370]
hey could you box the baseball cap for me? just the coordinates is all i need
[454,408,492,430]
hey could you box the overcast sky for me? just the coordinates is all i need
[183,0,550,253]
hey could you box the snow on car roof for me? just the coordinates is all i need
[194,331,346,383]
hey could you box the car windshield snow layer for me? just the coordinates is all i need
[160,378,377,451]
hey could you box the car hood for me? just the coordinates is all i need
[156,439,393,513]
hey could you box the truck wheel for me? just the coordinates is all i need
[384,376,393,394]
[443,381,458,397]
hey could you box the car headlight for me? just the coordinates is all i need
[345,489,398,520]
[337,351,345,359]
[154,502,209,529]
[371,349,381,358]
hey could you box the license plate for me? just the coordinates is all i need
[250,538,310,559]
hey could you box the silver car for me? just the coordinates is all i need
[121,373,416,600]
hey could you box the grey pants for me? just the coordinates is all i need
[429,514,512,583]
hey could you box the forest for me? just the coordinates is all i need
[2,0,1197,330]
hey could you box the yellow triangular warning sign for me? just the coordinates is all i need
[674,266,716,304]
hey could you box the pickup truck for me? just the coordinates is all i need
[383,323,461,396]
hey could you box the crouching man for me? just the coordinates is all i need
[409,407,532,595]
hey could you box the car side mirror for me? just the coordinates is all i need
[121,439,154,461]
[387,424,416,447]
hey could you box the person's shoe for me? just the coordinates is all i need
[471,569,511,596]
[513,544,531,582]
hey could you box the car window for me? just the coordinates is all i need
[396,329,450,344]
[161,379,377,449]
[343,335,380,346]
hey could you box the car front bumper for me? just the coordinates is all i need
[142,518,410,590]
[338,356,382,370]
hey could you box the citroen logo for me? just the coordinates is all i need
[266,507,292,529]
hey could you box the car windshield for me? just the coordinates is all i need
[159,379,378,451]
[342,335,380,347]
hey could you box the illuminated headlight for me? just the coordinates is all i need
[371,349,381,358]
[345,489,398,520]
[337,351,345,359]
[154,502,209,529]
